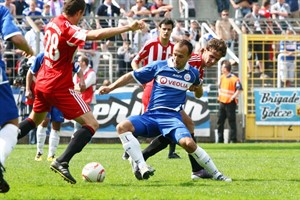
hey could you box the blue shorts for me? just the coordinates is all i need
[0,83,19,126]
[46,107,64,122]
[129,109,191,144]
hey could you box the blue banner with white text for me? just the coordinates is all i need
[254,88,300,125]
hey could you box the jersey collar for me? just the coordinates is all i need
[167,58,190,71]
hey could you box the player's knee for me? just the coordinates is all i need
[116,120,133,135]
[179,137,197,153]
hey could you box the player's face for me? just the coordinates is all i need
[159,24,173,41]
[202,48,223,68]
[172,44,191,70]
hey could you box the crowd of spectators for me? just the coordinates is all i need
[1,0,300,91]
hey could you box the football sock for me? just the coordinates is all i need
[119,132,147,168]
[56,126,94,163]
[36,125,47,154]
[190,146,221,178]
[188,134,205,172]
[168,142,176,155]
[0,124,18,165]
[142,134,170,161]
[18,118,36,139]
[48,129,60,157]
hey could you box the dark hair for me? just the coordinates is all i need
[206,38,227,57]
[158,18,175,29]
[177,39,193,55]
[63,0,86,16]
[221,60,231,72]
[79,55,89,66]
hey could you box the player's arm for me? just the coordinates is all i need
[131,60,140,70]
[189,84,203,98]
[25,69,34,99]
[74,68,86,92]
[9,34,34,58]
[97,72,134,94]
[86,19,145,41]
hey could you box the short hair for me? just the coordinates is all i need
[79,55,89,66]
[63,0,86,16]
[221,60,231,72]
[158,18,175,29]
[177,39,193,55]
[206,38,227,58]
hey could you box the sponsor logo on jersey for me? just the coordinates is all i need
[157,75,190,90]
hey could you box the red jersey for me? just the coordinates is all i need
[75,68,95,104]
[35,15,88,93]
[132,37,174,66]
[258,7,271,19]
[188,53,205,80]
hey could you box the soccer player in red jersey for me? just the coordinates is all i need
[17,0,146,184]
[138,38,228,180]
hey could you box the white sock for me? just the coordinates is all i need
[190,146,221,178]
[48,129,60,157]
[0,124,18,165]
[119,132,147,169]
[36,125,47,155]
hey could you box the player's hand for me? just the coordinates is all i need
[22,47,34,58]
[129,19,145,31]
[25,89,33,99]
[188,85,196,91]
[79,81,86,92]
[97,86,111,95]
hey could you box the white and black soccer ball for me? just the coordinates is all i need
[82,162,106,182]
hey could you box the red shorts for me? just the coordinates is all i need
[142,80,154,112]
[33,88,90,120]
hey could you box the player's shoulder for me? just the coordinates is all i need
[143,37,160,46]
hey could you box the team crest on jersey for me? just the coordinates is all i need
[184,74,191,81]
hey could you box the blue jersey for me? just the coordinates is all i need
[279,40,300,61]
[0,6,23,84]
[132,58,200,112]
[30,52,80,75]
[0,6,23,126]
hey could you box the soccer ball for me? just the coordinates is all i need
[82,162,106,182]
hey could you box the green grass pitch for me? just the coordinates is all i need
[2,143,300,200]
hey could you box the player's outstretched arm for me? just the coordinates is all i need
[97,72,135,95]
[10,34,34,58]
[87,19,145,41]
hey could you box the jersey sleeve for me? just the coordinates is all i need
[66,24,88,47]
[132,62,158,84]
[0,6,22,40]
[30,53,45,74]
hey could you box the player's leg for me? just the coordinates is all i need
[0,84,22,193]
[18,89,49,139]
[118,115,156,180]
[226,102,237,143]
[142,135,170,161]
[217,103,226,143]
[35,116,50,161]
[50,90,98,184]
[180,111,211,179]
[47,107,64,161]
[175,133,232,182]
[166,115,231,182]
[48,122,61,161]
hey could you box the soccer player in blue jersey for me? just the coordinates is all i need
[98,40,232,182]
[0,6,34,193]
